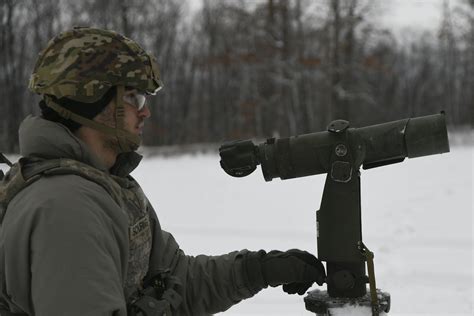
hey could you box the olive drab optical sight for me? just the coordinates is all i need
[219,113,450,315]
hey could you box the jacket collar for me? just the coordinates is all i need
[19,115,141,176]
[110,152,143,177]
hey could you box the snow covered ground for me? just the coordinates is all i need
[0,136,471,315]
[133,141,472,316]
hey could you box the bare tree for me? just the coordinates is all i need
[0,0,32,152]
[1,0,472,151]
[438,0,460,125]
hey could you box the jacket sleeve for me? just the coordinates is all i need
[147,209,265,315]
[2,175,130,316]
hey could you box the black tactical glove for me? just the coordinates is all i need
[243,249,326,295]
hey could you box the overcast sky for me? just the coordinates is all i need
[376,0,459,32]
[187,0,463,39]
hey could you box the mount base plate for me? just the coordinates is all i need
[304,289,391,315]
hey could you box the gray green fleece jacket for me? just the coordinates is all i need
[0,116,261,316]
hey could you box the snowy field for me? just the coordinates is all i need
[133,141,472,316]
[0,137,471,315]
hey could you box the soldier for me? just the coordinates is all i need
[0,27,325,316]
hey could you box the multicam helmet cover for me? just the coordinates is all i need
[29,26,162,103]
[29,27,162,153]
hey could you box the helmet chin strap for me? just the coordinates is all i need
[44,87,141,153]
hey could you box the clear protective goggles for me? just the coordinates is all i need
[123,91,147,111]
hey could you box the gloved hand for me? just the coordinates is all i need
[243,249,326,296]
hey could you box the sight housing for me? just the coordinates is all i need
[219,113,449,300]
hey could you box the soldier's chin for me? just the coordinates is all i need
[130,141,140,152]
[121,137,140,152]
[106,136,140,153]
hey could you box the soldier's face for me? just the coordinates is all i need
[94,89,151,153]
[122,89,151,137]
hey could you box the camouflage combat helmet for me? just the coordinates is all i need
[28,26,163,152]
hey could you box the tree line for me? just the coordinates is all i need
[1,0,472,152]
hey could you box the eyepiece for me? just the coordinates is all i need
[219,140,259,177]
